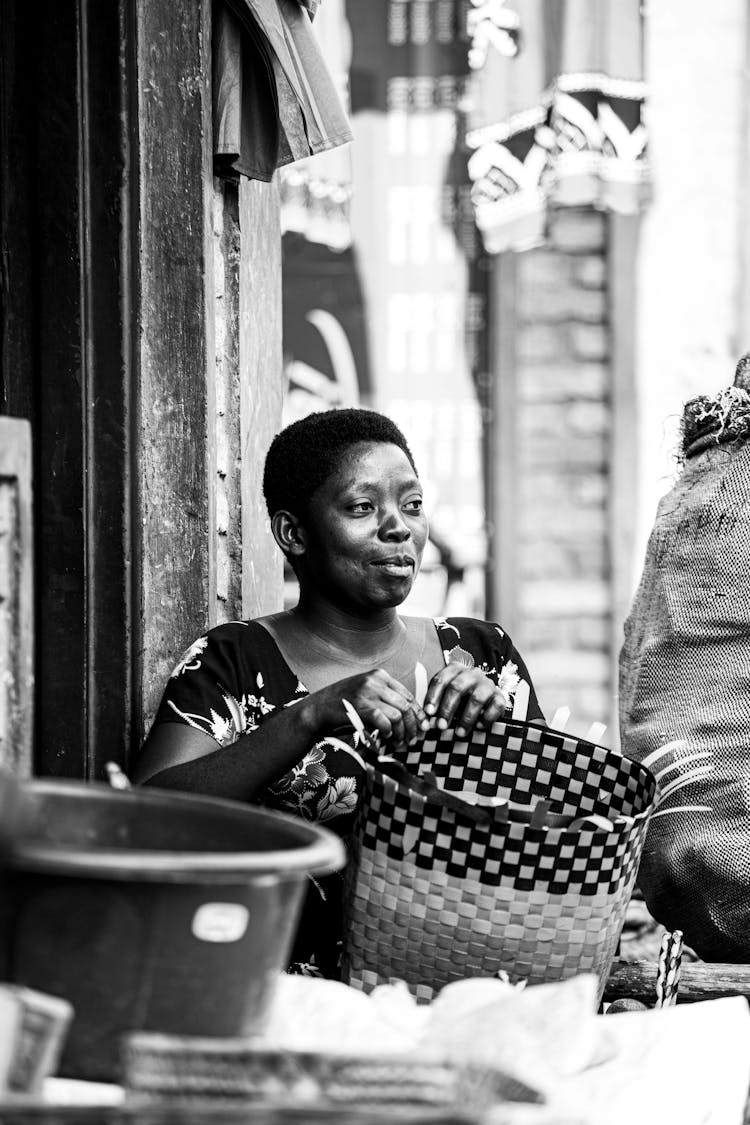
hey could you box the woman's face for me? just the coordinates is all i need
[298,441,428,613]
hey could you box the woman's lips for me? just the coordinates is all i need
[371,556,415,576]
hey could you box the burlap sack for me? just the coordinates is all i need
[619,357,750,961]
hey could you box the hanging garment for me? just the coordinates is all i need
[213,0,352,182]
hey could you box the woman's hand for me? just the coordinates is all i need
[423,665,509,738]
[309,669,428,750]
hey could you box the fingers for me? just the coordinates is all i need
[350,671,427,748]
[365,705,400,744]
[395,700,420,747]
[344,666,509,749]
[455,685,508,737]
[423,664,464,728]
[424,666,508,737]
[453,680,496,736]
[428,668,478,731]
[476,687,510,730]
[378,678,426,743]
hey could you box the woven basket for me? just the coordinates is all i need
[341,719,657,1003]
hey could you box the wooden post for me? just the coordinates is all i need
[134,0,216,737]
[0,2,35,424]
[212,181,244,624]
[214,176,285,625]
[1,0,135,779]
[239,179,285,619]
[0,418,33,776]
[80,0,136,778]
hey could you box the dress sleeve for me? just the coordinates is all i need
[150,621,294,747]
[498,628,545,723]
[439,616,545,723]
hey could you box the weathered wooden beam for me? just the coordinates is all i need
[212,181,244,624]
[134,0,215,735]
[31,0,87,779]
[605,957,750,1006]
[212,174,284,625]
[0,418,33,777]
[0,1,35,423]
[1,0,135,779]
[239,178,285,619]
[79,0,135,778]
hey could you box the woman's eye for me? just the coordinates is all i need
[349,501,374,513]
[403,498,423,513]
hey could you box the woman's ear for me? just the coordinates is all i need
[271,510,307,558]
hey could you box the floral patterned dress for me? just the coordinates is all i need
[150,616,543,976]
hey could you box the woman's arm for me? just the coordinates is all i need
[134,694,324,797]
[134,668,427,800]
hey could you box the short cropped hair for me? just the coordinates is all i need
[263,408,418,519]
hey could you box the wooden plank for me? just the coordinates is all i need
[32,0,87,777]
[1,0,136,779]
[485,253,519,633]
[134,0,215,735]
[212,180,244,624]
[0,418,33,777]
[605,957,750,1006]
[78,0,135,778]
[239,178,285,619]
[0,1,36,422]
[607,214,640,746]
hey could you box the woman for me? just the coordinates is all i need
[135,408,543,974]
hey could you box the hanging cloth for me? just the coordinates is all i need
[466,0,648,253]
[213,0,353,183]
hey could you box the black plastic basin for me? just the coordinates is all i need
[0,780,345,1082]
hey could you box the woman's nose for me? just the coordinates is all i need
[379,509,410,540]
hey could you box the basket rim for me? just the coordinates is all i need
[374,719,658,832]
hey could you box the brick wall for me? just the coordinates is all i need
[514,208,613,734]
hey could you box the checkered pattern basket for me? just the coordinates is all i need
[341,719,657,1003]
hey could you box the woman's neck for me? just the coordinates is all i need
[291,596,404,663]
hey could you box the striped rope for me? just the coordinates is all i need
[655,929,684,1008]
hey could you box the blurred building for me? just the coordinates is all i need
[281,0,750,739]
[281,0,646,735]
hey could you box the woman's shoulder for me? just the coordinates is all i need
[183,617,287,646]
[433,616,512,651]
[169,618,290,679]
[156,616,303,734]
